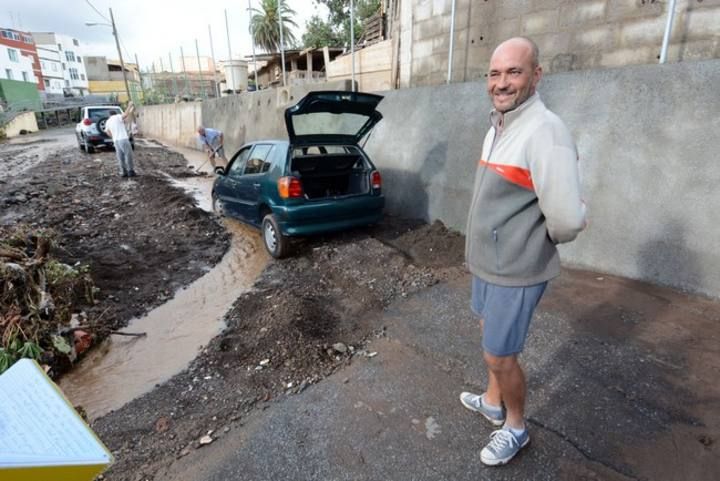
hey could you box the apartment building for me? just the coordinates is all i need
[37,45,64,95]
[31,32,89,96]
[0,28,40,88]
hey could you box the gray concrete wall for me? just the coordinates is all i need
[137,60,720,298]
[400,0,720,87]
[366,59,720,298]
[138,80,353,154]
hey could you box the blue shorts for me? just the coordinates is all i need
[471,276,547,357]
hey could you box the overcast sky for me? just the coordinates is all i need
[1,0,328,70]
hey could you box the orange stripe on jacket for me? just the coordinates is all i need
[478,159,534,192]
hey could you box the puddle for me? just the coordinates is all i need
[59,146,267,420]
[60,220,268,419]
[166,175,214,213]
[0,127,76,182]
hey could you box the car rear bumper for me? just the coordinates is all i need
[275,195,384,236]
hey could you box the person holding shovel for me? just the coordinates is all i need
[197,126,228,170]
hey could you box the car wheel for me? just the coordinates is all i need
[82,135,94,154]
[262,214,290,259]
[212,194,226,217]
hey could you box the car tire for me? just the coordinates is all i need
[262,214,290,259]
[211,194,226,217]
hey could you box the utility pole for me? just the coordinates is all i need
[350,0,355,91]
[180,46,189,97]
[168,52,178,99]
[134,53,146,104]
[208,25,221,97]
[447,0,456,84]
[248,0,259,89]
[109,8,132,103]
[278,0,286,86]
[225,9,235,93]
[195,39,206,99]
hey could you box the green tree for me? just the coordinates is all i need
[302,15,342,48]
[250,0,299,53]
[305,0,381,48]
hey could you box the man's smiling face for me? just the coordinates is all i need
[487,38,542,113]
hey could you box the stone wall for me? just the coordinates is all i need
[399,0,720,87]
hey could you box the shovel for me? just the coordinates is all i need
[195,145,222,174]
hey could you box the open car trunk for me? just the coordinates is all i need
[290,151,370,200]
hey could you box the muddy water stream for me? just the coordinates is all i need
[60,145,269,420]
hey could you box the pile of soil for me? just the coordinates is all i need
[0,142,229,375]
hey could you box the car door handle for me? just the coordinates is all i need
[253,183,261,188]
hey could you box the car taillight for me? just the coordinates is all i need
[371,171,382,190]
[278,177,304,199]
[82,118,92,126]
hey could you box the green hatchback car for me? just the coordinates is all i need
[212,91,385,258]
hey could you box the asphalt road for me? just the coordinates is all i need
[152,269,720,481]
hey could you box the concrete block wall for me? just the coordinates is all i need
[138,80,353,155]
[137,60,720,298]
[367,58,720,298]
[327,40,394,92]
[400,0,720,87]
[137,102,202,150]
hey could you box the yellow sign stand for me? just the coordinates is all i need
[0,359,113,481]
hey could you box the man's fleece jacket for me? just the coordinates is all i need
[465,93,586,287]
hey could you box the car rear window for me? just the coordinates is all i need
[88,108,121,120]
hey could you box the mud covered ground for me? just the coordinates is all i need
[93,218,467,480]
[1,131,468,479]
[0,135,229,359]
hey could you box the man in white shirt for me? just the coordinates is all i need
[105,102,136,178]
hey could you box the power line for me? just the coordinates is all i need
[84,0,110,22]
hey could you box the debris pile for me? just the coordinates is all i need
[0,224,96,376]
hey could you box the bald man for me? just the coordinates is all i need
[461,37,587,465]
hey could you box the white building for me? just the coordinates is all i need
[31,32,89,96]
[37,45,63,95]
[0,44,36,84]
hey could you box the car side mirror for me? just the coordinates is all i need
[214,166,226,176]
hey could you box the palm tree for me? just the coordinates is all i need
[250,0,299,53]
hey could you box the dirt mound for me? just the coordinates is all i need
[0,143,229,376]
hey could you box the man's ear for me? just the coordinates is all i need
[533,65,543,86]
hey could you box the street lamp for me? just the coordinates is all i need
[85,7,132,104]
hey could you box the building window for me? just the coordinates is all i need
[69,67,79,80]
[22,71,29,82]
[57,43,62,51]
[77,56,82,63]
[52,63,58,71]
[73,38,79,46]
[44,79,50,87]
[41,60,46,69]
[5,69,13,80]
[0,30,8,38]
[65,50,75,62]
[62,62,66,70]
[8,49,19,62]
[80,73,85,80]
